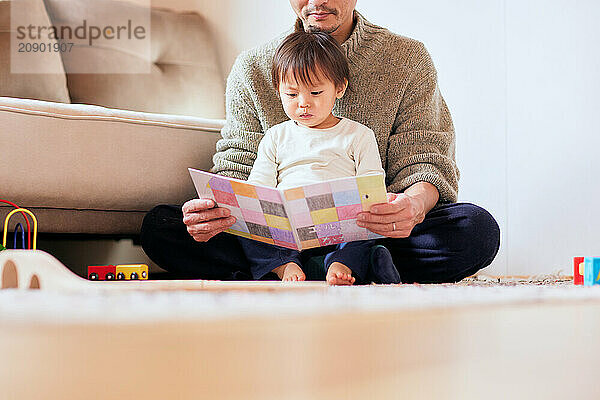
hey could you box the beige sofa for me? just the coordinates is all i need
[0,0,226,235]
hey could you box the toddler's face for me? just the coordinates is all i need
[278,71,346,129]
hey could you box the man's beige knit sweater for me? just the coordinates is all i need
[212,11,459,203]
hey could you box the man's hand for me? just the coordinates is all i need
[356,182,439,238]
[356,193,426,238]
[182,199,236,242]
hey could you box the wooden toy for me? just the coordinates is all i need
[583,257,600,286]
[87,264,148,281]
[116,264,148,280]
[2,249,328,292]
[573,256,585,285]
[87,265,117,281]
[2,208,37,250]
[0,199,33,249]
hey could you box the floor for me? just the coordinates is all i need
[0,250,596,399]
[1,282,599,399]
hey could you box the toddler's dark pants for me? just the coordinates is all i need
[237,237,376,281]
[140,203,500,284]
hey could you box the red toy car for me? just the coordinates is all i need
[87,264,149,281]
[87,265,117,281]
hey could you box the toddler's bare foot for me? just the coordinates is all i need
[326,262,355,286]
[272,262,306,282]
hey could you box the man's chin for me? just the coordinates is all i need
[305,24,339,34]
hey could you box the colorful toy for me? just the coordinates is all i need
[115,264,149,280]
[573,257,585,285]
[87,265,117,281]
[1,199,33,249]
[2,207,38,251]
[584,257,600,286]
[87,264,149,281]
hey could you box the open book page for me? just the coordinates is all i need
[189,169,387,251]
[283,174,387,250]
[188,169,299,250]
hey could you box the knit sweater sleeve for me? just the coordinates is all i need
[386,42,460,203]
[211,52,265,180]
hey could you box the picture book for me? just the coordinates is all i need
[188,168,388,251]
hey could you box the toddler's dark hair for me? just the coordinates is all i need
[272,31,350,91]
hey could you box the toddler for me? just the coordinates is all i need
[240,31,400,285]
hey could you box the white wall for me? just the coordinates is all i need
[152,0,600,276]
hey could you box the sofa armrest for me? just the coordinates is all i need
[0,97,225,132]
[0,96,225,233]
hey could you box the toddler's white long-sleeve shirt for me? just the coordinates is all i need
[248,117,385,189]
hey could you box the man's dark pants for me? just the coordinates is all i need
[140,203,500,283]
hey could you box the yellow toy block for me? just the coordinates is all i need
[115,264,149,280]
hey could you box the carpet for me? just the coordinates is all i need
[2,269,599,400]
[0,274,593,326]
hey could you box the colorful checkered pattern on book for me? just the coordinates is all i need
[207,176,298,250]
[206,174,387,250]
[283,174,387,250]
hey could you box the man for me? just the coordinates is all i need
[141,0,500,283]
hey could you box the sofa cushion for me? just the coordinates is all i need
[0,0,70,103]
[44,0,225,119]
[0,96,223,234]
